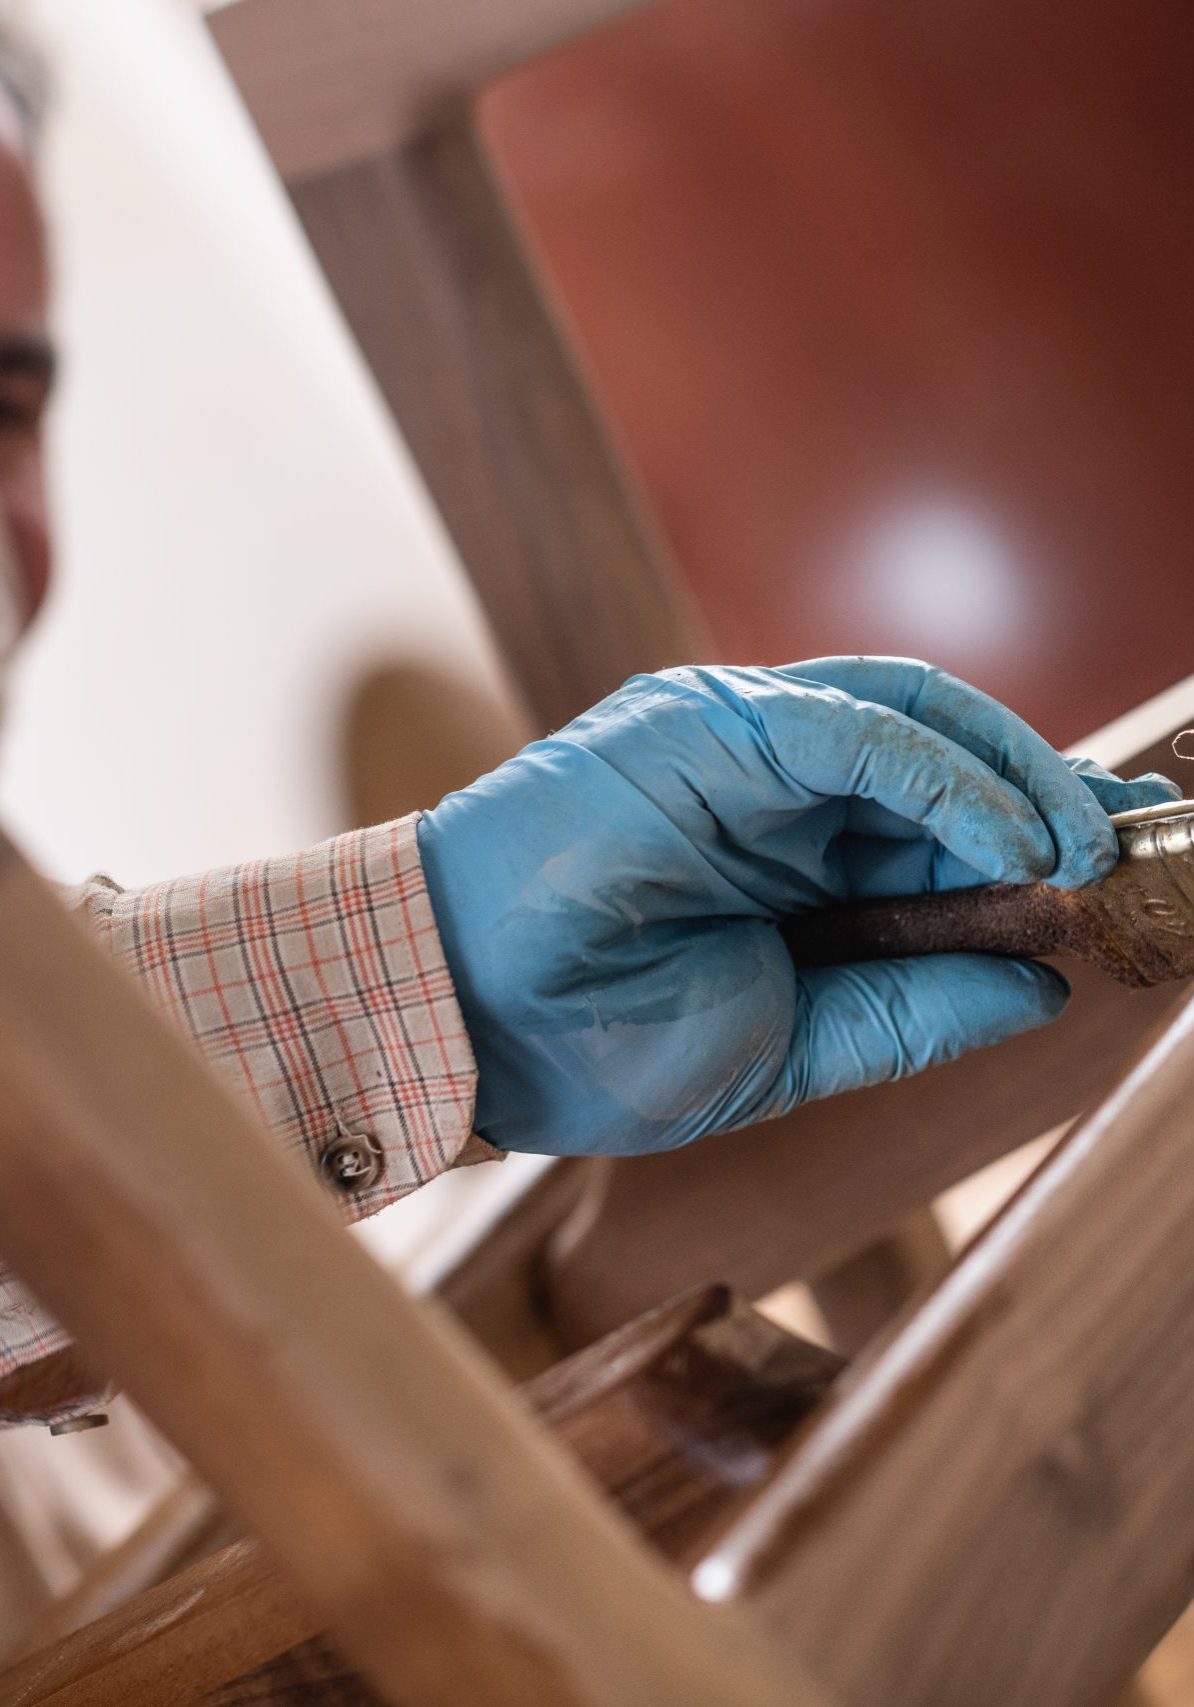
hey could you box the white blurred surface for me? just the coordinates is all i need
[0,0,525,886]
[846,497,1029,662]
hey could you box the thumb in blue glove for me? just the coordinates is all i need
[417,658,1178,1156]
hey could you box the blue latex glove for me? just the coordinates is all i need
[418,658,1179,1156]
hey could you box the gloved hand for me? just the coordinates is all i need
[417,657,1179,1156]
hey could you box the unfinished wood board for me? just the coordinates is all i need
[698,986,1194,1707]
[288,124,705,732]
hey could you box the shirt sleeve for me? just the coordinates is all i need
[0,814,492,1425]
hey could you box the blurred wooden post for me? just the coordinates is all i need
[0,834,810,1707]
[210,0,707,732]
[288,122,701,730]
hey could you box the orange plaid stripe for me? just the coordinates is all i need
[0,814,483,1422]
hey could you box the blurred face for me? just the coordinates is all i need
[0,100,52,637]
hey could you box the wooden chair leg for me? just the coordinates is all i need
[287,119,707,736]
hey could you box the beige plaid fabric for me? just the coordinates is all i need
[0,813,487,1424]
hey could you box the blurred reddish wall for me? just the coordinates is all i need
[483,0,1194,747]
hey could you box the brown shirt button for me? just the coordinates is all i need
[320,1128,384,1193]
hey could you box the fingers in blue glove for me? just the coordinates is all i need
[836,755,1180,900]
[779,954,1071,1107]
[772,658,1149,888]
[735,678,1073,886]
[1065,756,1181,816]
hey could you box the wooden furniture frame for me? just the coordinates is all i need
[706,987,1194,1707]
[0,1285,844,1702]
[4,814,1194,1704]
[5,6,1185,1698]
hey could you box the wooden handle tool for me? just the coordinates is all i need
[785,799,1194,988]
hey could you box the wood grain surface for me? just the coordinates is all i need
[8,1479,233,1665]
[288,122,706,733]
[0,1541,319,1707]
[699,987,1194,1707]
[530,1285,844,1568]
[200,1637,382,1707]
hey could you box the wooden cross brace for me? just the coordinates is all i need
[205,0,709,734]
[206,0,651,181]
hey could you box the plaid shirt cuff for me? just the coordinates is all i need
[0,814,486,1422]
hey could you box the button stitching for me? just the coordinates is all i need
[320,1114,385,1193]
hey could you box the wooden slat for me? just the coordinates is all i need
[0,838,808,1707]
[696,986,1194,1707]
[207,0,649,180]
[286,122,705,731]
[0,1288,839,1705]
[542,719,1192,1346]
